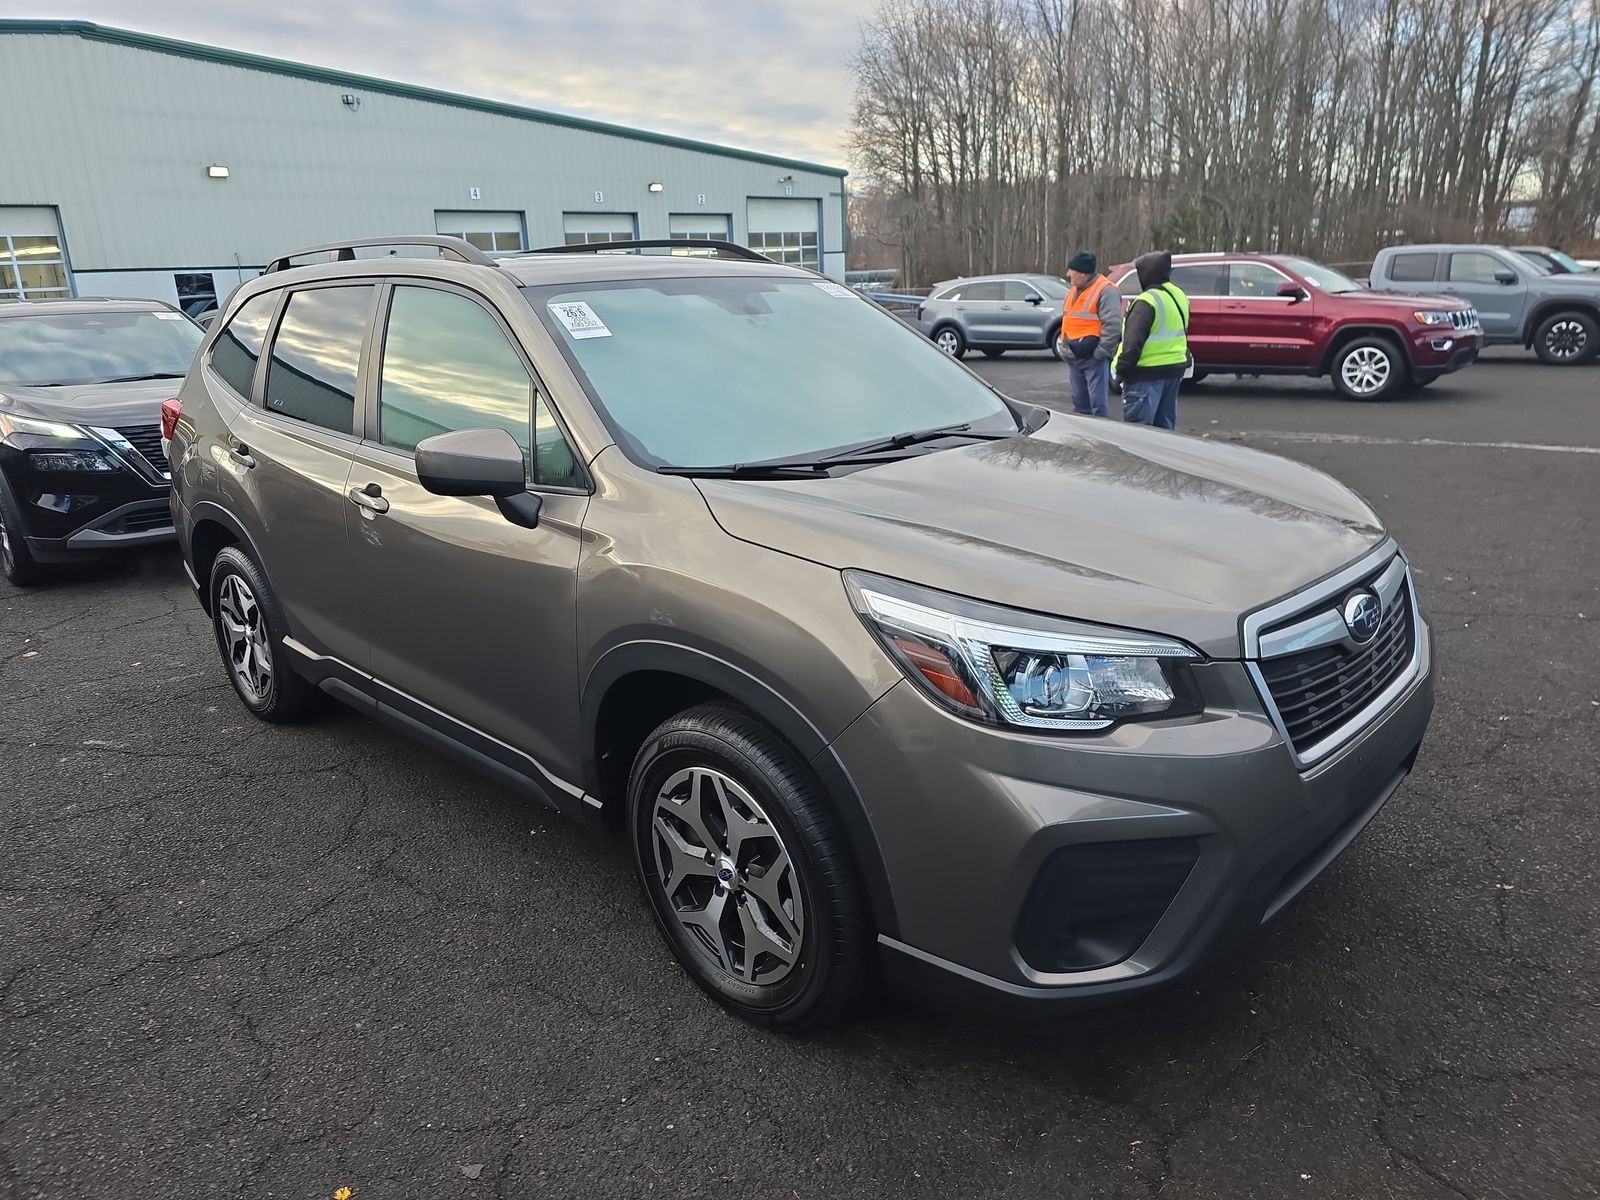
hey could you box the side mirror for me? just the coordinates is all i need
[1277,282,1309,302]
[1024,293,1043,305]
[1494,270,1518,285]
[415,427,541,529]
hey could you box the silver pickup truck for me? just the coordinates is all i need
[1369,243,1600,364]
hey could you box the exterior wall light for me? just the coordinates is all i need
[207,164,230,179]
[647,181,664,193]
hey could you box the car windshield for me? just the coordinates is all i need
[1279,258,1364,294]
[529,275,1017,469]
[0,310,202,386]
[1517,252,1555,276]
[1546,249,1588,273]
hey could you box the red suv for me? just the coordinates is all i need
[1107,254,1482,400]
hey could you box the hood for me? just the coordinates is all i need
[1343,288,1470,313]
[1536,272,1600,295]
[0,379,179,430]
[1135,251,1173,290]
[695,419,1387,658]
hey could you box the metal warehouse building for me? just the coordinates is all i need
[0,20,849,312]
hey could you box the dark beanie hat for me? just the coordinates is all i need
[1068,250,1098,274]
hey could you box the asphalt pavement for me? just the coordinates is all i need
[3,349,1597,1199]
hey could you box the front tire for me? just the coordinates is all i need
[1533,310,1598,364]
[628,703,872,1032]
[933,326,966,358]
[1332,337,1406,401]
[981,348,1005,359]
[208,546,319,723]
[0,484,46,587]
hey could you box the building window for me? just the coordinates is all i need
[563,213,638,246]
[746,199,820,269]
[435,211,525,253]
[175,272,217,317]
[0,233,72,301]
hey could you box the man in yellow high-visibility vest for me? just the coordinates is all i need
[1111,250,1190,429]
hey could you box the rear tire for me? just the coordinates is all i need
[1533,310,1598,364]
[628,702,872,1032]
[208,546,319,723]
[1331,337,1406,401]
[1048,325,1062,360]
[0,483,47,587]
[933,326,966,358]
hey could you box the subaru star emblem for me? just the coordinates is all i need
[1342,590,1382,643]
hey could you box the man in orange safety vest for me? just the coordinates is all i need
[1056,250,1124,417]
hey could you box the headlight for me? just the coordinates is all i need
[0,412,83,440]
[1413,311,1455,326]
[29,449,119,472]
[845,572,1200,731]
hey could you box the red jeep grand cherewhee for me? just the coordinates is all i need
[1108,253,1483,401]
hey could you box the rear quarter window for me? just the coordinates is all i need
[209,292,278,399]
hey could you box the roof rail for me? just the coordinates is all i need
[264,235,497,274]
[520,238,773,263]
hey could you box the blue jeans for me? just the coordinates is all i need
[1066,355,1110,417]
[1120,375,1181,429]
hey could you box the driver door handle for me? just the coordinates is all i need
[347,483,389,515]
[228,443,256,469]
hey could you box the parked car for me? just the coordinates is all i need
[1512,245,1594,275]
[169,235,1434,1030]
[1369,243,1600,364]
[1108,253,1481,400]
[0,298,199,585]
[916,273,1068,358]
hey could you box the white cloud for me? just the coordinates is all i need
[7,0,874,163]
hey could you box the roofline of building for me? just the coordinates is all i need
[0,19,849,180]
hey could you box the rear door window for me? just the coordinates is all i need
[210,292,278,399]
[1387,252,1439,283]
[1168,264,1226,296]
[262,286,375,435]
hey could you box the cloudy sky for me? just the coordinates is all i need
[5,0,875,165]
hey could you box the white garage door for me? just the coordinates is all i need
[435,210,525,253]
[0,206,72,301]
[669,213,731,255]
[563,213,637,245]
[746,199,819,269]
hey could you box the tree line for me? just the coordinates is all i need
[846,0,1600,284]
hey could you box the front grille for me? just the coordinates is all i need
[1451,308,1477,330]
[114,425,167,473]
[1258,582,1416,756]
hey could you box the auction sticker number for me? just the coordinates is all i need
[549,301,612,339]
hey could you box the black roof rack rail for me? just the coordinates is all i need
[264,235,498,274]
[520,238,773,263]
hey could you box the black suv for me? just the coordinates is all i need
[0,298,200,584]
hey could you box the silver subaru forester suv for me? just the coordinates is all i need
[169,236,1435,1030]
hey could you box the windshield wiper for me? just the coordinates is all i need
[91,372,187,384]
[656,452,918,479]
[824,421,1016,459]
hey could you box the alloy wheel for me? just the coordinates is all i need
[935,330,961,355]
[0,505,12,575]
[218,574,273,703]
[650,766,805,986]
[1544,320,1587,360]
[1341,346,1392,395]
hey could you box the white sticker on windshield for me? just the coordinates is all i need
[548,300,612,339]
[153,312,185,320]
[811,280,854,299]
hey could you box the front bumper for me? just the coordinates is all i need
[1411,329,1481,374]
[832,611,1435,1015]
[0,443,173,563]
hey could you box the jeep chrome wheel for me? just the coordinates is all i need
[650,766,804,986]
[1340,346,1391,396]
[217,574,273,704]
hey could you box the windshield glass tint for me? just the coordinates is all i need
[0,311,202,385]
[531,276,1014,467]
[1280,258,1362,294]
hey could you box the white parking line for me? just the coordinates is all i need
[1204,431,1600,455]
